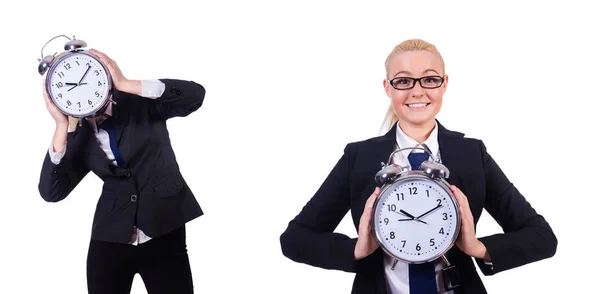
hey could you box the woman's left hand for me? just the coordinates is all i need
[89,49,141,95]
[451,185,491,261]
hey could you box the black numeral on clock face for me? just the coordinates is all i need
[437,199,442,206]
[443,213,448,220]
[98,81,102,86]
[56,82,63,88]
[88,100,93,105]
[95,91,100,97]
[57,93,62,98]
[416,243,421,251]
[77,102,81,108]
[401,240,406,248]
[397,193,404,201]
[57,72,64,78]
[390,232,395,239]
[64,63,71,70]
[430,238,435,246]
[409,187,417,195]
[94,70,100,76]
[67,100,71,106]
[439,227,444,234]
[86,62,90,67]
[76,61,80,66]
[387,204,396,212]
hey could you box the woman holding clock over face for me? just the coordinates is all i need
[279,39,557,294]
[39,48,205,294]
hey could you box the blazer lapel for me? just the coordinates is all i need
[372,125,398,167]
[436,120,466,189]
[357,125,397,203]
[111,92,130,146]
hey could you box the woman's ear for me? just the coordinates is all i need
[442,75,449,94]
[383,79,393,99]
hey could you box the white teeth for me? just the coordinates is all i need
[408,103,428,108]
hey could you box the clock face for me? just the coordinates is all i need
[373,176,460,263]
[46,52,111,117]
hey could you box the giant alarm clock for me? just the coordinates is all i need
[372,147,461,264]
[38,35,113,118]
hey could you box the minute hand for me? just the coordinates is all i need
[79,65,91,84]
[415,204,443,220]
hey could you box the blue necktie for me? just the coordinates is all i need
[407,151,438,294]
[98,116,126,168]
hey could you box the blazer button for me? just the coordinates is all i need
[130,194,138,202]
[125,171,131,178]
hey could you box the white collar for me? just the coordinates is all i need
[395,121,440,162]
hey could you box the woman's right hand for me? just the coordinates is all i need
[43,80,68,126]
[354,187,381,260]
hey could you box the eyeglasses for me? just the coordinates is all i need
[388,76,445,90]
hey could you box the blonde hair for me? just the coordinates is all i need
[381,39,445,132]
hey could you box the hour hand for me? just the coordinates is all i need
[393,210,427,224]
[66,82,87,92]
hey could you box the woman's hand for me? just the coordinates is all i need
[354,187,381,260]
[451,185,491,261]
[43,80,68,127]
[89,49,141,96]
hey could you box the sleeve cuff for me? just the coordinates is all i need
[48,143,66,165]
[141,79,166,99]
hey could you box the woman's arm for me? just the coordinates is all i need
[39,124,90,203]
[475,140,558,275]
[280,143,379,273]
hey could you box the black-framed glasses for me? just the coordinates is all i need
[388,76,445,90]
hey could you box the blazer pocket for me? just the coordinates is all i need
[153,173,184,199]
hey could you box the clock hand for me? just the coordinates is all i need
[67,85,77,92]
[65,82,87,86]
[399,209,417,219]
[79,65,91,85]
[397,218,427,224]
[392,210,428,224]
[415,204,443,220]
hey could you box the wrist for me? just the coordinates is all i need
[472,240,490,261]
[55,121,69,131]
[121,79,142,95]
[354,247,365,261]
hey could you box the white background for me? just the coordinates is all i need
[0,0,597,293]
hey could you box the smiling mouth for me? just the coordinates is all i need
[406,103,431,108]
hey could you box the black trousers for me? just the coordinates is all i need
[86,226,193,294]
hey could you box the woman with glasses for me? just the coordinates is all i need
[279,39,557,294]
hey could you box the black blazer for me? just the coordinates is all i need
[38,79,206,244]
[280,121,557,294]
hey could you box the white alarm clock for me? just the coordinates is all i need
[372,147,461,265]
[38,35,113,118]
